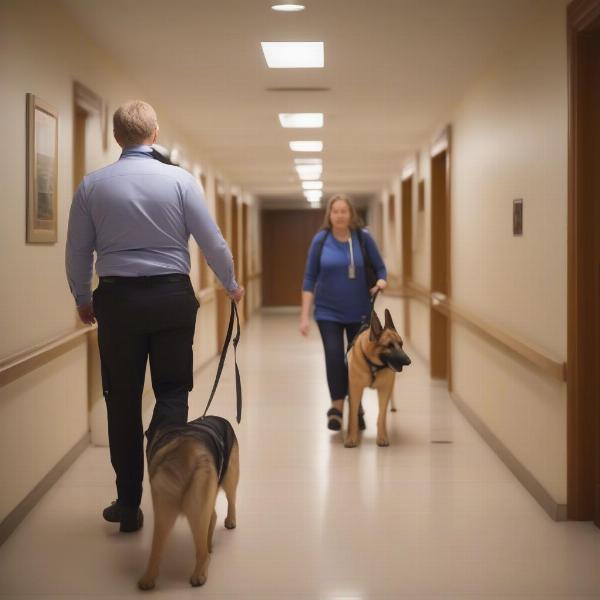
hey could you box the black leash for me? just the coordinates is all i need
[369,287,380,314]
[201,300,242,424]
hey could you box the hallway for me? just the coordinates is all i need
[0,311,599,599]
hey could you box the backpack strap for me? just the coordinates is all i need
[314,229,330,280]
[355,227,371,266]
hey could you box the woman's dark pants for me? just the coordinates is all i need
[316,320,363,401]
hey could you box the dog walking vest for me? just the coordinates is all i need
[147,415,236,484]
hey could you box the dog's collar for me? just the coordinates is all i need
[360,341,388,386]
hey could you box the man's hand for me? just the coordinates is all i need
[228,286,245,304]
[77,302,96,325]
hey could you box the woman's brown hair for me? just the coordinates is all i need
[321,194,363,230]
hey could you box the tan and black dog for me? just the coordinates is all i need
[345,309,411,448]
[138,416,239,591]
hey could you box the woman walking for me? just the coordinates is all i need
[300,194,387,430]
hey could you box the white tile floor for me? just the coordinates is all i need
[1,311,599,599]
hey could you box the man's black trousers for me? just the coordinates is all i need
[93,274,199,508]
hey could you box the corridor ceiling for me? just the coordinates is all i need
[61,0,546,204]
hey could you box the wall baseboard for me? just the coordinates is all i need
[0,432,91,546]
[450,391,567,521]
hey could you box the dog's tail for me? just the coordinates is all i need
[150,438,215,507]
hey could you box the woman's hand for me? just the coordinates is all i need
[370,279,387,296]
[299,316,310,337]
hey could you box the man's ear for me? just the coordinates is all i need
[114,130,124,148]
[152,125,159,144]
[369,311,383,341]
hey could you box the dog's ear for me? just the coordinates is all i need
[384,308,396,331]
[370,311,383,341]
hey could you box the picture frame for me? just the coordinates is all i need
[26,93,58,243]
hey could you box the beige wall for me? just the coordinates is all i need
[0,0,258,523]
[392,1,568,504]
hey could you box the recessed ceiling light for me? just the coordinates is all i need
[304,190,322,201]
[261,42,324,68]
[294,158,322,165]
[295,165,322,179]
[271,3,305,11]
[302,181,323,190]
[279,113,323,128]
[290,141,323,152]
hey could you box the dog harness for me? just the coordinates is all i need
[360,348,388,387]
[346,324,389,387]
[147,415,235,484]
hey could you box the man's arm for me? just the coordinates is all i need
[182,177,240,295]
[65,181,96,320]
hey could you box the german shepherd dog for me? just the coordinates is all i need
[138,416,239,590]
[345,309,411,448]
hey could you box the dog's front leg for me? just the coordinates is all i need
[345,381,364,448]
[138,493,179,591]
[376,383,393,447]
[222,441,239,530]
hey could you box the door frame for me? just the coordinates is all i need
[567,0,600,525]
[401,174,413,339]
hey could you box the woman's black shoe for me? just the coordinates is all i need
[326,407,343,431]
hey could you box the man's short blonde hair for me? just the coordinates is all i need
[113,100,158,146]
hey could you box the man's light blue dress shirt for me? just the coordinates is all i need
[66,146,237,307]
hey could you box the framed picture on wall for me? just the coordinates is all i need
[26,93,58,243]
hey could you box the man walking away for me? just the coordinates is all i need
[66,100,244,532]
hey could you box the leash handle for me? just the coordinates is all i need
[202,300,242,423]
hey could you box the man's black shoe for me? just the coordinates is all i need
[102,500,144,532]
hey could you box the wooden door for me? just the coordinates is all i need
[567,0,600,527]
[430,136,451,382]
[402,177,413,338]
[242,203,249,320]
[261,209,325,306]
[215,189,229,348]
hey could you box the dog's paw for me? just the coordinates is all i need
[224,518,236,529]
[137,576,156,591]
[190,574,207,587]
[376,437,390,447]
[344,438,358,448]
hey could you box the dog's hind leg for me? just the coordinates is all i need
[138,487,179,591]
[183,471,218,587]
[208,510,217,553]
[221,440,239,530]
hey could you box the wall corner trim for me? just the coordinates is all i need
[450,391,567,522]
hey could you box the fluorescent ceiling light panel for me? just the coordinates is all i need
[279,113,323,128]
[271,4,305,12]
[302,181,323,190]
[261,42,324,68]
[298,172,321,181]
[294,158,322,165]
[304,190,323,201]
[289,141,323,152]
[295,166,322,179]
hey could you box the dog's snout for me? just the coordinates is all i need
[402,352,412,366]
